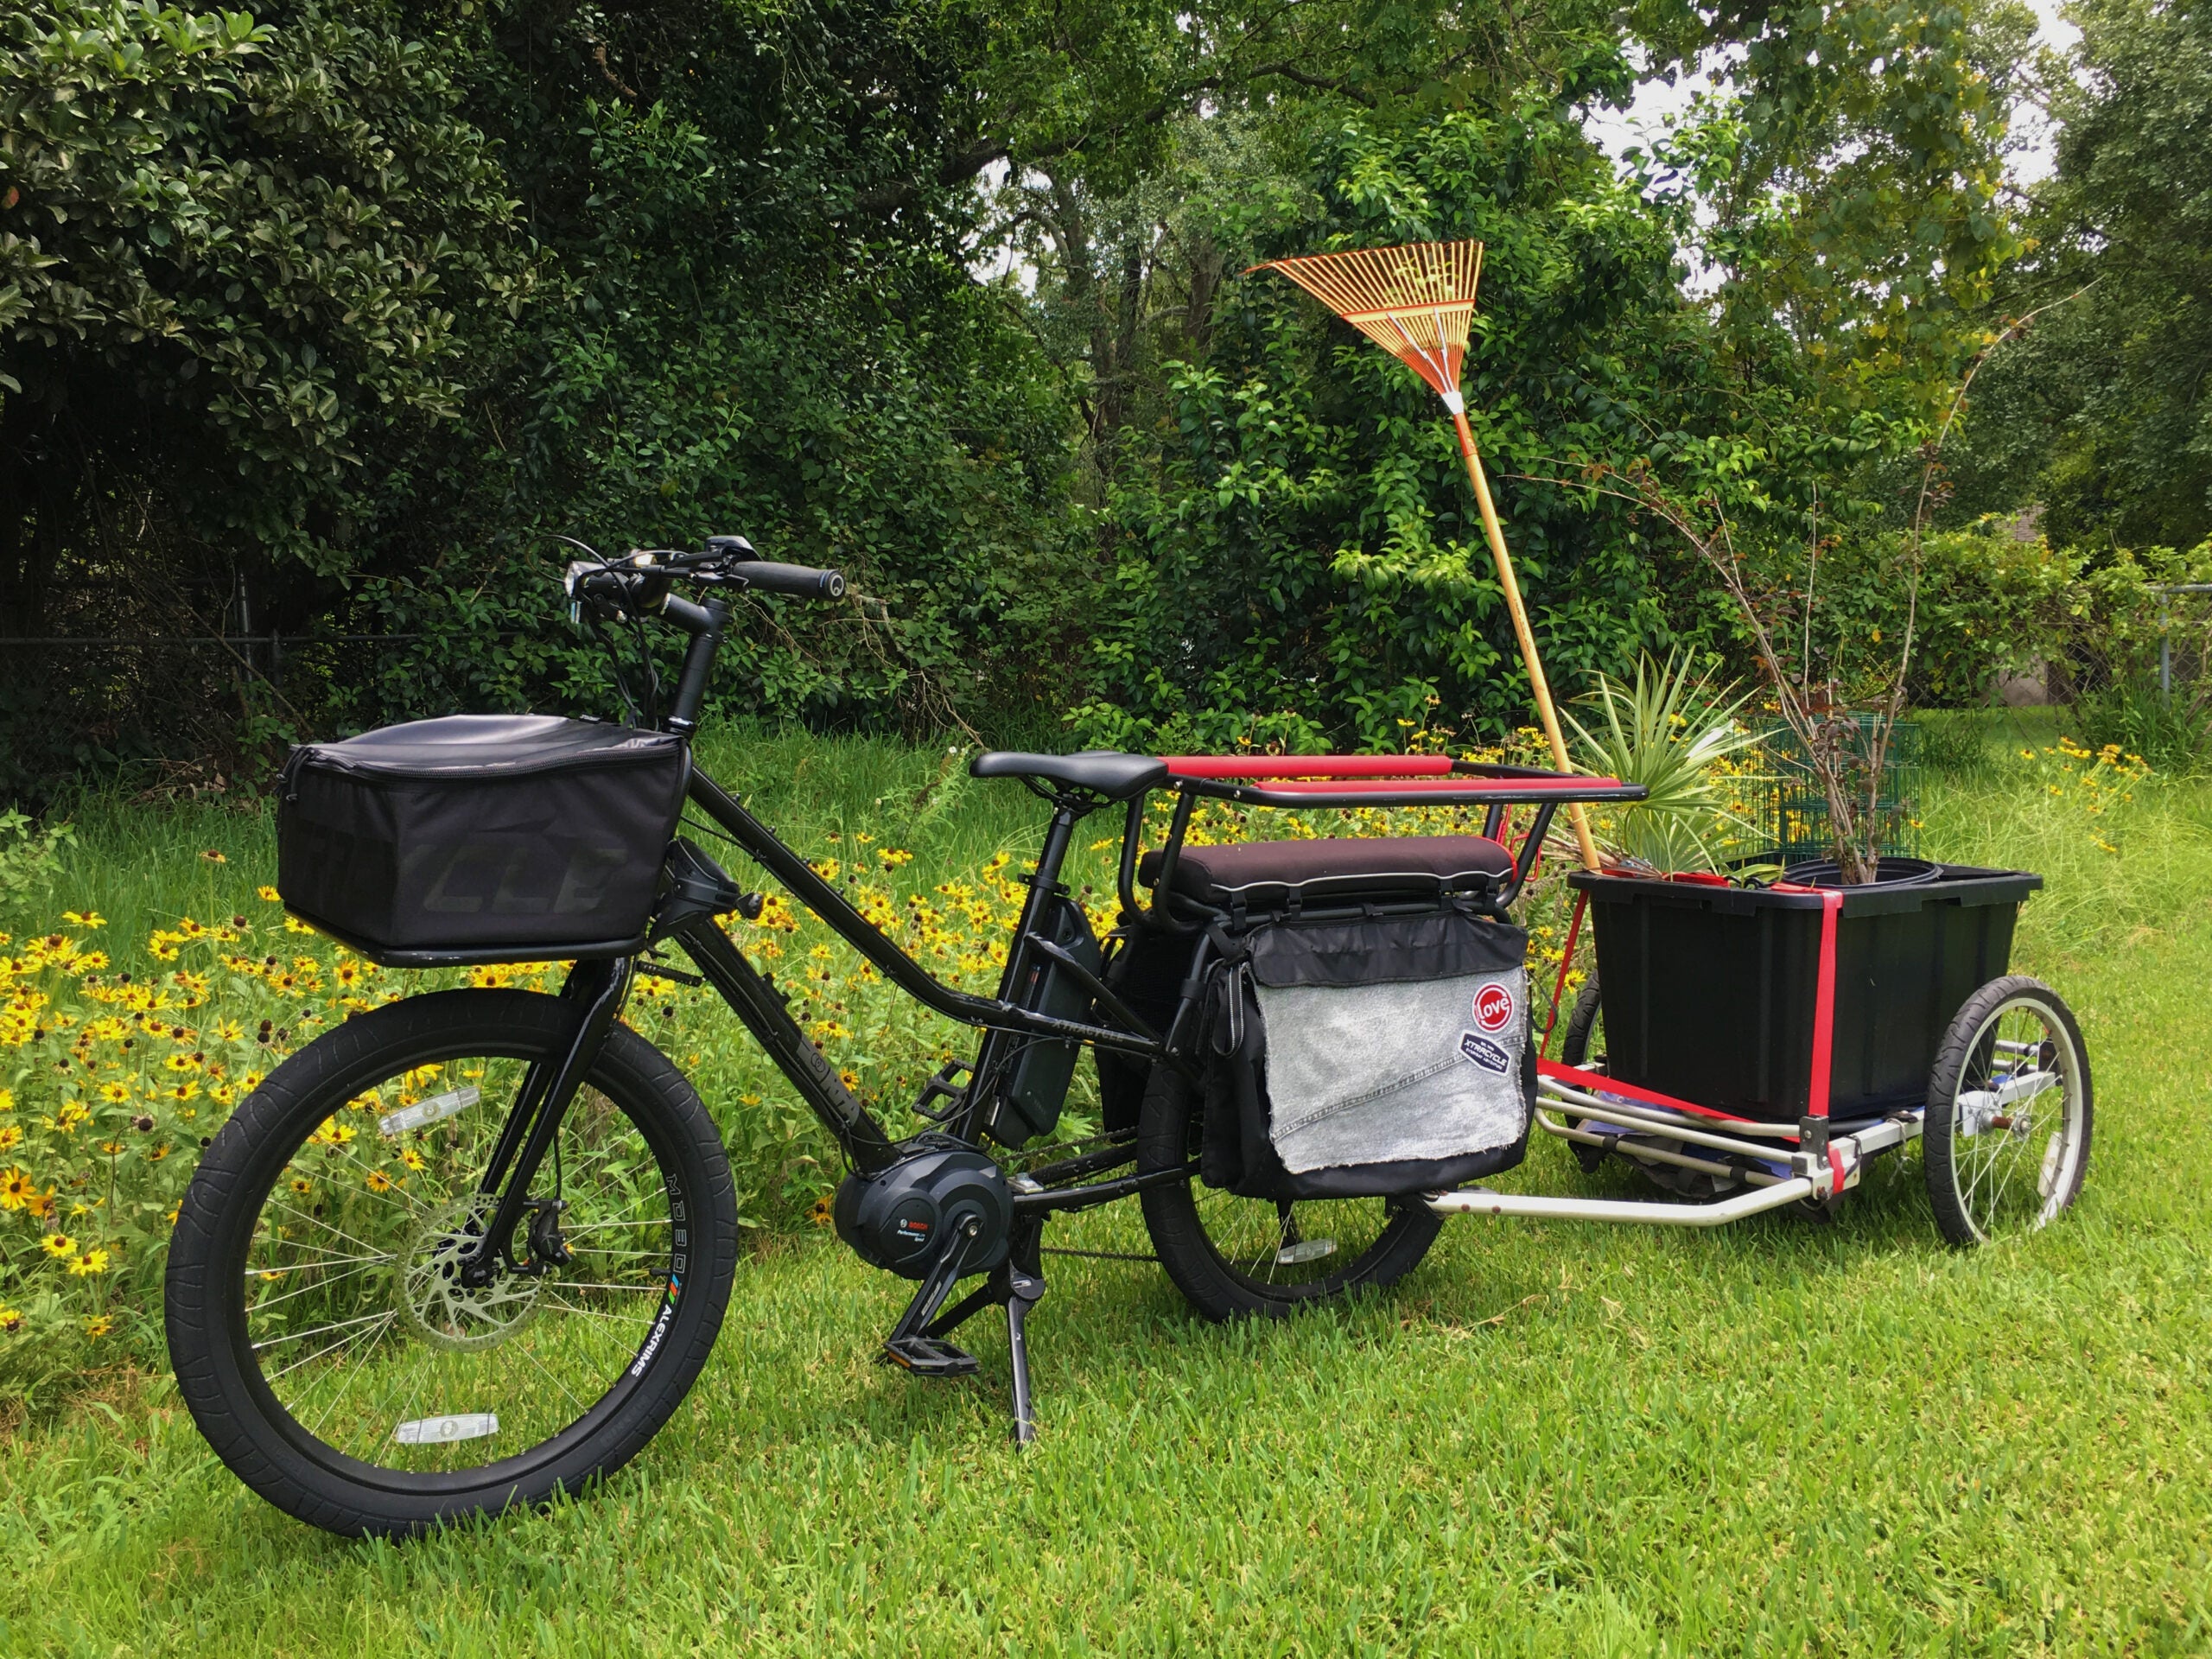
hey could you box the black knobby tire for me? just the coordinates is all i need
[1559,975,1603,1069]
[1923,975,2093,1247]
[166,988,738,1537]
[1135,1065,1442,1322]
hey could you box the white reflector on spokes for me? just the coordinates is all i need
[1274,1237,1338,1266]
[393,1413,499,1446]
[378,1085,480,1138]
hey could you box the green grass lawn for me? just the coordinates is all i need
[4,717,2211,1656]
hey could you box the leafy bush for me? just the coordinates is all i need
[2069,680,2210,773]
[1074,112,1714,752]
[0,811,71,904]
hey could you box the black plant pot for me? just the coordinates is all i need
[1567,861,2042,1122]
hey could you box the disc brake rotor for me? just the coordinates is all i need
[403,1193,541,1351]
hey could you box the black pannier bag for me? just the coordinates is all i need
[1203,904,1535,1199]
[276,715,691,964]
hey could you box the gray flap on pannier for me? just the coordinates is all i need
[1244,909,1529,1176]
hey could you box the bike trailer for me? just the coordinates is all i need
[276,714,690,964]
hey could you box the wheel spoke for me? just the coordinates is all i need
[1940,992,2084,1243]
[248,1258,395,1313]
[266,1311,398,1381]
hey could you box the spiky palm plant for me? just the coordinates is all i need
[1563,652,1767,874]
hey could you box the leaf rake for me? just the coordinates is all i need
[1256,238,1602,869]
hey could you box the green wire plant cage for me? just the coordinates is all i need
[1756,715,1923,864]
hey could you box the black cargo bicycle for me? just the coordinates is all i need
[165,533,1644,1535]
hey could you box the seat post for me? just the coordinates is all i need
[954,798,1090,1146]
[993,799,1084,1004]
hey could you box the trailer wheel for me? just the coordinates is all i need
[1923,976,2092,1246]
[1558,976,1604,1069]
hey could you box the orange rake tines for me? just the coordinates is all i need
[1254,238,1603,871]
[1256,240,1484,406]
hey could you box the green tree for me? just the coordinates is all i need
[0,0,527,594]
[1950,0,2212,553]
[1071,110,1720,752]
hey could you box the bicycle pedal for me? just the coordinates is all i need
[881,1335,979,1377]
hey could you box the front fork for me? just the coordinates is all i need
[461,904,911,1286]
[461,955,634,1286]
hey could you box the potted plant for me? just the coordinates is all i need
[1541,319,2072,1128]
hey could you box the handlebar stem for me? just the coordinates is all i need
[663,594,729,737]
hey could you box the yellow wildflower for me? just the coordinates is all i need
[68,1247,111,1276]
[41,1232,76,1259]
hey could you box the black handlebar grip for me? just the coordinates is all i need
[739,563,845,600]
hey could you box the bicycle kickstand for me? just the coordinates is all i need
[1004,1221,1046,1446]
[910,1216,1048,1444]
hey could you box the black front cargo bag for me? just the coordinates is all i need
[276,715,690,963]
[1204,904,1536,1199]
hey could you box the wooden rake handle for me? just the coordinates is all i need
[1450,408,1603,874]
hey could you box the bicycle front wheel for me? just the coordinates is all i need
[165,988,737,1537]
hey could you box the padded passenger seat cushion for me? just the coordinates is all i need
[1139,834,1515,906]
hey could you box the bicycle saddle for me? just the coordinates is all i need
[969,750,1169,800]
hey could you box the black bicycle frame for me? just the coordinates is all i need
[678,771,1165,1165]
[468,577,1609,1236]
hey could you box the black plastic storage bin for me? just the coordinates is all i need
[277,715,690,965]
[1568,863,2041,1122]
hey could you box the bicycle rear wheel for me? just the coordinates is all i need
[165,988,737,1537]
[1135,1065,1441,1321]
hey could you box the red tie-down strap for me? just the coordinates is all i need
[1800,887,1847,1198]
[1802,889,1844,1122]
[1541,891,1588,1056]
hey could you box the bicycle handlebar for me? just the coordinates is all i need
[563,542,846,618]
[734,562,845,600]
[563,536,847,734]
